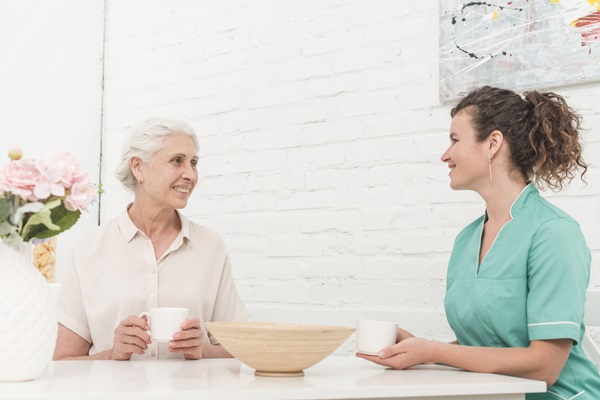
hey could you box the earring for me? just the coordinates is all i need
[488,156,493,182]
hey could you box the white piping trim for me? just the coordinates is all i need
[547,389,585,400]
[476,215,512,273]
[528,321,580,328]
[509,183,533,219]
[475,184,531,273]
[546,391,567,400]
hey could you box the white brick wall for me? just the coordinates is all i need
[101,0,600,351]
[0,0,105,282]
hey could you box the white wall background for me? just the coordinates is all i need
[0,0,105,280]
[3,0,599,352]
[98,0,600,351]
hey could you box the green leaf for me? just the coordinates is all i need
[20,198,63,239]
[0,221,15,236]
[5,231,23,247]
[12,201,44,225]
[23,202,81,241]
[0,197,10,221]
[21,208,59,237]
[41,198,62,210]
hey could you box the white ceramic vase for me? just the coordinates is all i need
[0,240,58,381]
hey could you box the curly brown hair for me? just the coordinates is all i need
[451,86,587,191]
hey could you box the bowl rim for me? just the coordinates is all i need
[205,321,355,333]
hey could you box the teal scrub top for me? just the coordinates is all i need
[445,184,600,399]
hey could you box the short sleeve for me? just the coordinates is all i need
[207,254,251,345]
[58,245,92,343]
[212,254,251,322]
[526,218,590,344]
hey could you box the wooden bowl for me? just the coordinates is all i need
[205,321,354,377]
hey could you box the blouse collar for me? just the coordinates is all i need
[117,205,191,242]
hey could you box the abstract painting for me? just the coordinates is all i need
[439,0,600,100]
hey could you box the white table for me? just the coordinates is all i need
[0,356,546,400]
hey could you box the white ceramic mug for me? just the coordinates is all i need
[139,307,190,342]
[355,319,398,355]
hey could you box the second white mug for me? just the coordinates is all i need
[139,307,190,342]
[355,319,398,355]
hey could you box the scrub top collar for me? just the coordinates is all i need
[483,183,536,222]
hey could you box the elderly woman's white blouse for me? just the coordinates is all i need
[58,208,251,359]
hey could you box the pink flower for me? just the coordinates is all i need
[0,159,41,201]
[64,178,97,212]
[33,148,72,199]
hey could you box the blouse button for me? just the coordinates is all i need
[150,293,156,299]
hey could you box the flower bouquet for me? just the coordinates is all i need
[0,146,98,381]
[0,146,98,280]
[0,146,97,247]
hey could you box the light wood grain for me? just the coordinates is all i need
[205,322,354,377]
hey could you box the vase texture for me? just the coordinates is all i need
[0,240,58,381]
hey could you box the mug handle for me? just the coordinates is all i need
[139,312,151,336]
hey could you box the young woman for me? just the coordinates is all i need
[358,86,600,399]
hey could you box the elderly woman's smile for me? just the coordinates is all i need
[173,186,191,194]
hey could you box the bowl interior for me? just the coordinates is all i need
[206,322,354,376]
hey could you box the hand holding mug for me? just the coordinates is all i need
[358,336,435,370]
[139,307,189,342]
[139,307,203,359]
[169,318,206,360]
[111,314,151,360]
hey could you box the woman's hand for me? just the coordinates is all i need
[111,315,151,360]
[357,337,435,369]
[169,318,205,360]
[357,337,437,370]
[395,327,415,342]
[356,327,435,370]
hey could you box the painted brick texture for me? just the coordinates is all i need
[101,0,600,351]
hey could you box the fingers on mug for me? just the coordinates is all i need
[139,311,152,335]
[138,308,190,342]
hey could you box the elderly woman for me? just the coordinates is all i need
[53,118,250,360]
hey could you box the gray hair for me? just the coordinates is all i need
[114,118,200,192]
